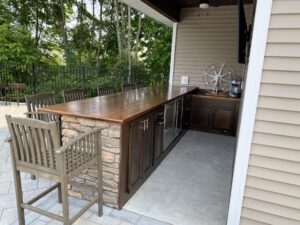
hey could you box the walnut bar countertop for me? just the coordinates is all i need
[40,85,197,123]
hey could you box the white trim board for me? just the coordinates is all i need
[227,1,273,225]
[121,0,173,27]
[169,23,177,85]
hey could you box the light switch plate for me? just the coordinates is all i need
[181,76,189,85]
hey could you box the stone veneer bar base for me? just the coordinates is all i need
[62,116,121,208]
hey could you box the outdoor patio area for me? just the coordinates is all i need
[0,102,170,225]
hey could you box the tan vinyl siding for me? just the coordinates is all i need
[241,0,300,224]
[172,5,252,87]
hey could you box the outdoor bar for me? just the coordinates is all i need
[40,85,197,209]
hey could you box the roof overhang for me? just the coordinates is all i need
[121,0,178,27]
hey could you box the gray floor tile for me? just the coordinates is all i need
[137,216,171,225]
[0,171,14,183]
[28,218,48,225]
[74,217,104,225]
[89,204,113,216]
[0,193,17,209]
[47,220,61,225]
[0,182,10,195]
[88,214,122,225]
[120,222,134,225]
[0,208,18,225]
[110,209,141,224]
[23,211,41,225]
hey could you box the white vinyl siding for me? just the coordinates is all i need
[240,0,300,224]
[172,5,252,87]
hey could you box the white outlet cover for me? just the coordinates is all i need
[181,76,189,85]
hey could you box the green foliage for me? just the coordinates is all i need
[0,23,37,66]
[141,18,172,75]
[0,0,172,95]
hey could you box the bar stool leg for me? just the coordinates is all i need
[58,183,62,203]
[61,180,70,225]
[97,155,103,217]
[13,170,25,225]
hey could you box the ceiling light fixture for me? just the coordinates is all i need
[199,0,210,9]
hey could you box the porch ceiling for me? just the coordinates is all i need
[177,0,254,8]
[122,0,254,25]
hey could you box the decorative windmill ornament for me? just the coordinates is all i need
[202,62,236,94]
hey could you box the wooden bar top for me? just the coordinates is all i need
[40,85,197,124]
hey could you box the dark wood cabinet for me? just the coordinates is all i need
[122,91,196,207]
[212,105,235,132]
[190,94,240,136]
[128,112,154,193]
[183,94,192,130]
[128,118,143,192]
[191,103,211,130]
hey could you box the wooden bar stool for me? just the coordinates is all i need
[6,115,103,225]
[135,82,145,89]
[97,86,114,96]
[62,88,84,103]
[122,83,134,92]
[25,92,56,113]
[25,92,57,180]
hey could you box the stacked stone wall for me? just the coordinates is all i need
[62,116,121,208]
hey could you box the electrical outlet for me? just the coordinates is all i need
[181,76,189,85]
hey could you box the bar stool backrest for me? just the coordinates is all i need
[122,84,134,92]
[135,82,145,89]
[97,86,114,96]
[25,92,56,113]
[6,115,60,173]
[63,88,84,103]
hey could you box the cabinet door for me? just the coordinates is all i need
[212,105,235,135]
[190,101,211,130]
[128,112,155,192]
[128,118,144,192]
[142,113,154,178]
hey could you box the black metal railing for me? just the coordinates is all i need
[0,63,169,103]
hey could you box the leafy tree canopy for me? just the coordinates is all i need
[0,0,172,82]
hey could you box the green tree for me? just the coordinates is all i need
[0,23,37,66]
[141,18,172,76]
[0,0,172,83]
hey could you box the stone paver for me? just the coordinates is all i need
[137,216,172,225]
[0,102,171,225]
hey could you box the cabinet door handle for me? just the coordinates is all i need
[140,119,146,131]
[146,118,149,130]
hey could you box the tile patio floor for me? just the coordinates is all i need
[0,102,171,225]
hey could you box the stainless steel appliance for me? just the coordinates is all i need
[163,97,184,151]
[175,97,183,137]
